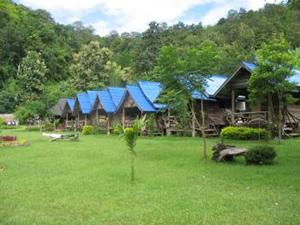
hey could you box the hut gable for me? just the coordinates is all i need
[74,93,93,114]
[67,98,75,113]
[52,98,68,117]
[107,87,126,111]
[97,89,116,114]
[126,84,156,112]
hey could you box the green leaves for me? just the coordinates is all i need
[69,41,130,91]
[17,51,47,102]
[248,35,297,104]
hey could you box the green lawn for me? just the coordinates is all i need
[0,129,299,225]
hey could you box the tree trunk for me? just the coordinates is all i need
[201,99,207,159]
[130,149,135,183]
[191,101,196,138]
[267,94,273,140]
[278,93,283,141]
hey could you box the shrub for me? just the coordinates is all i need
[245,145,276,165]
[221,126,267,140]
[0,117,5,125]
[82,125,95,135]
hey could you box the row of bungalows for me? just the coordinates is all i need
[53,82,167,133]
[53,77,229,136]
[53,62,300,136]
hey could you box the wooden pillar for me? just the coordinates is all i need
[77,112,80,131]
[66,113,69,129]
[84,114,87,126]
[231,89,235,124]
[96,109,99,126]
[106,116,110,135]
[122,107,125,129]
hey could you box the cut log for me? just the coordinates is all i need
[217,148,248,161]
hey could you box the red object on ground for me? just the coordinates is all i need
[0,136,17,142]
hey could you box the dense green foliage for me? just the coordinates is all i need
[1,0,300,118]
[245,145,277,165]
[221,126,267,140]
[1,129,300,224]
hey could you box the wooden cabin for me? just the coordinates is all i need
[73,92,96,129]
[52,98,75,129]
[120,84,156,128]
[214,62,300,135]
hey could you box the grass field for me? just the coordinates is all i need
[0,129,300,225]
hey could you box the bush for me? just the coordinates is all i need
[82,125,95,135]
[0,117,5,125]
[245,145,276,165]
[221,126,267,140]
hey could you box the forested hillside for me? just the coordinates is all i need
[0,0,300,116]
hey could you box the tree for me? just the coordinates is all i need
[118,116,146,183]
[248,35,297,140]
[17,51,47,102]
[155,44,219,159]
[70,41,129,91]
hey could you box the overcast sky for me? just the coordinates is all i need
[14,0,279,36]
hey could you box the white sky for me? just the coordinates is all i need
[18,0,279,36]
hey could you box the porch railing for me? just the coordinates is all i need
[229,111,268,125]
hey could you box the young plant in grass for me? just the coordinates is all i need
[118,116,146,183]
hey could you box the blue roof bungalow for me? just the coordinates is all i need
[73,92,98,128]
[163,75,227,136]
[116,81,164,129]
[95,87,126,133]
[213,62,300,135]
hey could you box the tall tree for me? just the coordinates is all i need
[17,51,47,102]
[155,44,219,159]
[69,41,129,91]
[248,35,297,140]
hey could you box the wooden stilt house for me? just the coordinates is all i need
[73,92,96,129]
[52,98,75,129]
[213,62,300,136]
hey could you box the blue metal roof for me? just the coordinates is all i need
[86,91,99,107]
[126,84,156,112]
[66,98,75,112]
[241,61,256,72]
[192,75,227,101]
[205,75,227,96]
[76,92,92,114]
[289,69,300,86]
[138,80,162,103]
[97,90,116,114]
[241,62,300,86]
[107,87,126,110]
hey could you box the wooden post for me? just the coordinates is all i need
[231,89,235,124]
[84,114,87,126]
[96,109,99,126]
[107,116,110,135]
[77,112,80,131]
[122,107,125,129]
[66,113,68,129]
